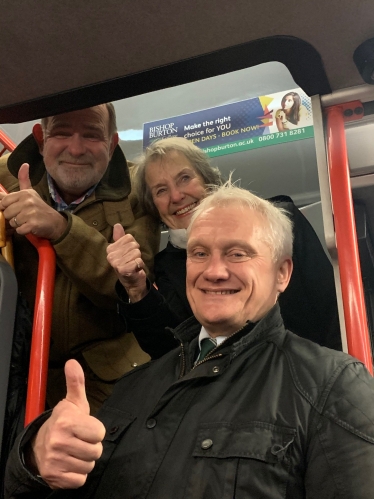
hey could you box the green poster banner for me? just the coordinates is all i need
[202,126,314,158]
[143,87,314,157]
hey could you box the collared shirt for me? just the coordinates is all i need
[47,172,97,213]
[198,327,226,350]
[194,327,226,365]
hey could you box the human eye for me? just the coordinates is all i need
[227,249,251,262]
[49,128,71,138]
[188,248,208,261]
[195,251,207,257]
[83,131,103,141]
[177,173,192,185]
[155,187,167,196]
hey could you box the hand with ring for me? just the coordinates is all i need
[0,164,68,240]
[13,217,23,228]
[106,224,148,303]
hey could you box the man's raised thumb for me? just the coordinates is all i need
[113,223,125,242]
[18,163,32,190]
[64,359,90,414]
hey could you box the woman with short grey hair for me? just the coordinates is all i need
[107,137,223,358]
[134,137,222,220]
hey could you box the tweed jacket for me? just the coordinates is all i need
[0,135,160,382]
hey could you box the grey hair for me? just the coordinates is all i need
[41,102,117,137]
[187,180,293,262]
[134,137,223,219]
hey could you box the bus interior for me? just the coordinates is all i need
[1,0,374,477]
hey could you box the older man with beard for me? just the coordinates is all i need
[0,104,159,414]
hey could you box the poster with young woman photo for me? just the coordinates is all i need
[143,87,314,159]
[274,90,310,131]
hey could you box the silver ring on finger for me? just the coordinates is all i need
[13,217,22,228]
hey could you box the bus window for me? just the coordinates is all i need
[1,61,323,232]
[113,61,320,208]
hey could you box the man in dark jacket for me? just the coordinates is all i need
[5,183,374,498]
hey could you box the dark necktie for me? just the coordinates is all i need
[197,337,217,362]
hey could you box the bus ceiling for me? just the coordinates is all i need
[0,0,374,123]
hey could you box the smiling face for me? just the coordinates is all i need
[145,150,207,229]
[186,204,292,337]
[283,94,294,111]
[33,105,118,204]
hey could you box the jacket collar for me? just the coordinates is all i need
[164,242,187,254]
[173,303,285,354]
[7,133,131,200]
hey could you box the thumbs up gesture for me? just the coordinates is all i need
[0,163,67,240]
[106,223,148,303]
[31,360,106,489]
[17,162,33,191]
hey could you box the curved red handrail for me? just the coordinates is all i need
[326,105,373,374]
[24,233,56,424]
[0,184,56,423]
[0,130,16,156]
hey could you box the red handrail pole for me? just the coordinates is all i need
[0,131,16,154]
[0,183,56,423]
[24,235,55,424]
[326,105,373,374]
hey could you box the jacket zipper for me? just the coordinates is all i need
[179,323,249,376]
[192,353,224,370]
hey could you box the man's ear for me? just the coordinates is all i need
[276,257,293,293]
[32,124,45,155]
[109,132,119,158]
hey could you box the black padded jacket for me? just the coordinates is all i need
[5,305,374,499]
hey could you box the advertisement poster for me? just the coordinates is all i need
[143,88,313,158]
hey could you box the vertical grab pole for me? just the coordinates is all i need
[24,235,55,424]
[325,105,373,373]
[0,184,56,423]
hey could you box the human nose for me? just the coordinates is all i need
[66,133,86,156]
[169,185,185,203]
[203,253,229,281]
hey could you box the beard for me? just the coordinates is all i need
[50,158,105,200]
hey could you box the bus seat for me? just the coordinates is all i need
[299,201,331,261]
[160,229,169,252]
[270,195,342,351]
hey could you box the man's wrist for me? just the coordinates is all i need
[52,213,68,240]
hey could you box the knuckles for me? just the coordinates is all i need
[45,473,89,490]
[91,441,104,461]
